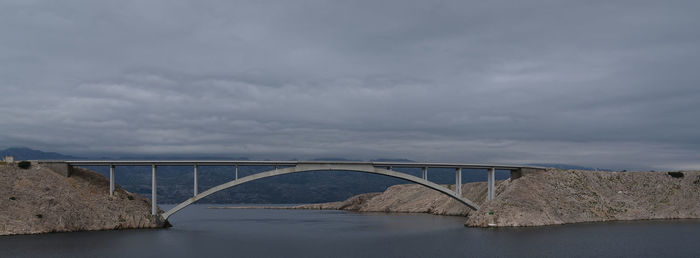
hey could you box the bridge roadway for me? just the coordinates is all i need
[63,160,545,221]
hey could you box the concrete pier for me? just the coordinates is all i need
[193,164,198,196]
[109,165,115,196]
[487,168,495,200]
[152,165,157,215]
[455,168,462,197]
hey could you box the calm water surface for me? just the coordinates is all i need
[1,204,699,257]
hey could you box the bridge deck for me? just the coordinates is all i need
[65,160,544,170]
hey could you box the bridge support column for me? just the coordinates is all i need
[422,167,428,180]
[109,165,115,196]
[193,164,198,196]
[235,165,238,180]
[152,165,157,215]
[487,168,495,201]
[455,168,462,197]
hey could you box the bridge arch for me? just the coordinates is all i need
[161,163,479,220]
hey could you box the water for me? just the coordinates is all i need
[1,204,699,257]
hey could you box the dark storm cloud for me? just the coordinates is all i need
[1,0,699,169]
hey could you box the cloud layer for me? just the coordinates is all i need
[1,0,699,169]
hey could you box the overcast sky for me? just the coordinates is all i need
[1,1,699,170]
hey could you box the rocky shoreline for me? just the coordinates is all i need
[279,169,700,227]
[0,163,166,236]
[5,162,698,234]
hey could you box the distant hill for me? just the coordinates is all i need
[529,163,612,171]
[0,147,78,160]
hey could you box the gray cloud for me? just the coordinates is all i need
[1,0,699,170]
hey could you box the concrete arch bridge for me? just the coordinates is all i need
[57,160,544,221]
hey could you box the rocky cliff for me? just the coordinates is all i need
[297,169,700,227]
[0,163,165,235]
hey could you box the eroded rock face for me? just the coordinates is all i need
[466,169,700,227]
[0,164,165,235]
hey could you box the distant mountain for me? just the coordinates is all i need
[312,158,417,162]
[0,147,78,160]
[114,155,250,160]
[371,158,417,162]
[312,157,361,161]
[529,163,612,171]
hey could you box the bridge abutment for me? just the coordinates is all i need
[510,168,547,180]
[39,161,72,177]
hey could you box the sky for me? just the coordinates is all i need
[1,0,699,170]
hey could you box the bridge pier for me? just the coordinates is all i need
[109,164,115,196]
[421,167,427,180]
[487,168,495,201]
[235,165,238,180]
[193,164,198,196]
[152,165,157,215]
[455,168,462,197]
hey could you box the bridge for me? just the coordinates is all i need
[49,160,545,221]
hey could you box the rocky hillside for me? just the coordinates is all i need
[0,163,165,235]
[297,169,700,227]
[467,169,700,227]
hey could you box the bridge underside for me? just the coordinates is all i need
[161,164,480,220]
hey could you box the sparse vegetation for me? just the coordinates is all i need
[694,176,700,185]
[17,161,31,169]
[9,196,16,200]
[35,214,42,219]
[127,195,134,200]
[668,171,684,178]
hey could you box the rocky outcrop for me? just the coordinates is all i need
[295,181,490,216]
[0,163,165,235]
[296,169,700,227]
[466,169,700,227]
